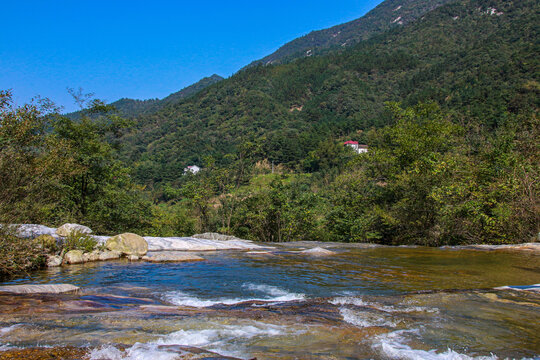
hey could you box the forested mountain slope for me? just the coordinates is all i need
[248,0,457,67]
[69,74,223,119]
[120,0,539,185]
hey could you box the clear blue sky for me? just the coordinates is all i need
[1,0,383,112]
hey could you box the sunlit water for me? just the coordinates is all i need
[0,246,539,359]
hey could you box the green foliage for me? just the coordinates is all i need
[0,227,47,279]
[119,0,539,185]
[62,231,98,253]
[248,0,455,67]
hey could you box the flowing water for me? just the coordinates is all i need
[0,246,539,359]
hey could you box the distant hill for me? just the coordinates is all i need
[248,0,456,67]
[68,74,224,119]
[118,0,538,185]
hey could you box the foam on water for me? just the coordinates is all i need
[162,283,305,307]
[340,308,398,328]
[89,320,297,359]
[331,296,439,313]
[373,329,500,360]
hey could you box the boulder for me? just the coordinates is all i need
[0,284,79,294]
[142,251,205,263]
[127,255,140,261]
[9,224,57,238]
[46,255,63,267]
[64,250,84,264]
[106,233,148,256]
[98,250,122,261]
[56,223,92,237]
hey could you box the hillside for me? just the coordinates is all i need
[69,74,223,119]
[120,0,539,185]
[248,0,456,67]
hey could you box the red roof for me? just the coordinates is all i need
[344,141,359,145]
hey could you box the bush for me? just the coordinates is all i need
[62,231,98,253]
[0,226,47,279]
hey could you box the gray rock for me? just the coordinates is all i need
[142,251,205,263]
[64,250,84,264]
[5,224,58,238]
[56,223,92,237]
[127,255,140,261]
[0,284,79,294]
[82,251,101,262]
[98,250,122,261]
[46,255,63,267]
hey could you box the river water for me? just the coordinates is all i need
[0,246,538,359]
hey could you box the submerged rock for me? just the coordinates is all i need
[56,223,92,237]
[0,347,88,360]
[0,284,79,294]
[142,251,205,263]
[46,255,63,267]
[106,233,148,256]
[300,247,337,256]
[64,250,84,264]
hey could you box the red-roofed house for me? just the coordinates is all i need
[344,141,368,154]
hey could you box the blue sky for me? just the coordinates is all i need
[1,0,383,112]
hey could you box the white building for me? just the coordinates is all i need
[184,165,201,175]
[344,141,368,154]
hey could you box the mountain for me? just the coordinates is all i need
[119,0,538,185]
[69,74,224,119]
[248,0,456,67]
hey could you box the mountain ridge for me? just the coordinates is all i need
[68,74,223,119]
[247,0,457,67]
[118,0,538,185]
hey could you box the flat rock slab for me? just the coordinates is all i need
[0,284,79,294]
[142,251,205,263]
[144,236,270,251]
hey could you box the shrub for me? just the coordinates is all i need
[62,231,98,253]
[0,226,47,279]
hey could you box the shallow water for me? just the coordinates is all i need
[0,246,539,359]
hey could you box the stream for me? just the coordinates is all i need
[0,246,538,359]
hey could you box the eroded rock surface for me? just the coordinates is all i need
[0,284,79,294]
[146,235,268,251]
[142,251,205,263]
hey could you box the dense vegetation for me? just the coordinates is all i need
[68,74,223,120]
[120,0,539,186]
[248,0,455,67]
[0,0,538,262]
